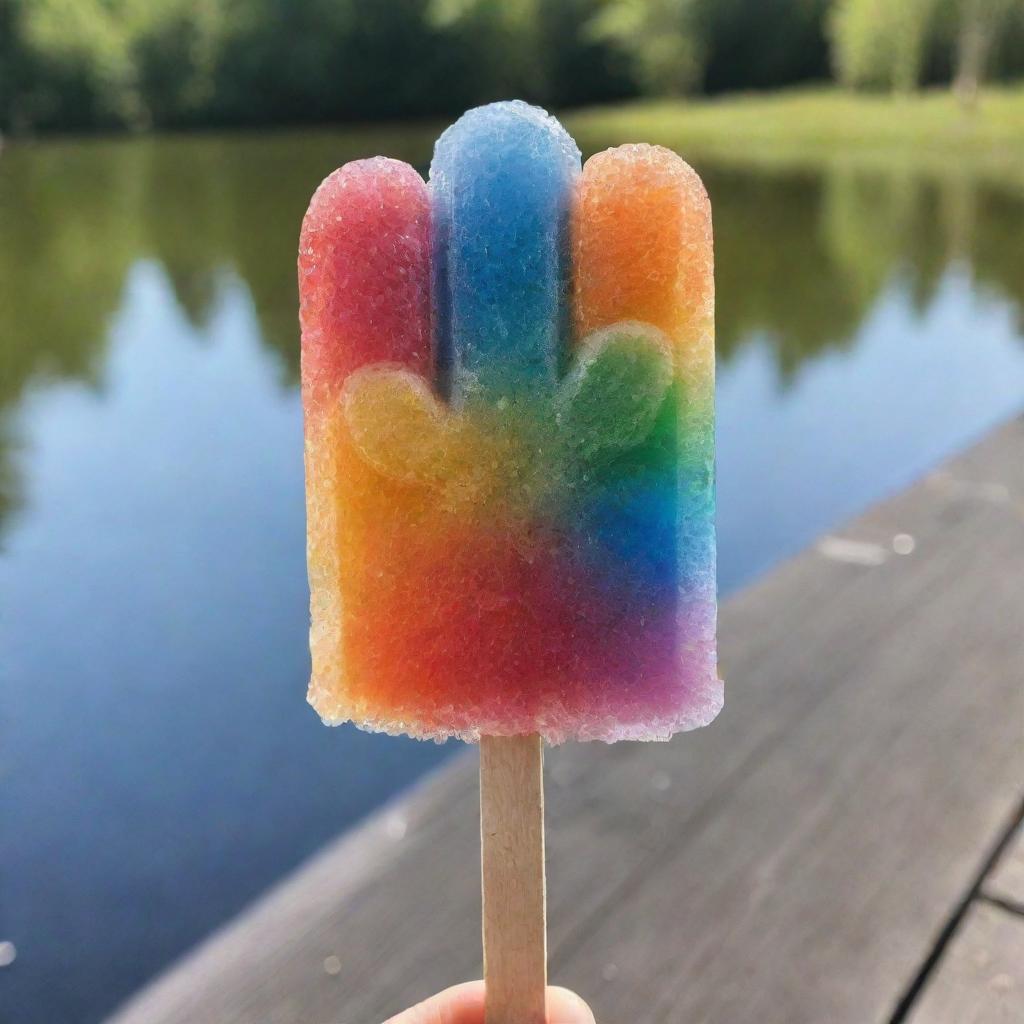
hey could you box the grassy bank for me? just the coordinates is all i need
[9,85,1024,188]
[566,86,1024,184]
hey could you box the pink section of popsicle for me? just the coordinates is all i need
[299,157,432,415]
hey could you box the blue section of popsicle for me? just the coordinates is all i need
[430,100,581,403]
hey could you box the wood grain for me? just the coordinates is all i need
[905,903,1024,1024]
[106,414,1024,1024]
[480,735,547,1024]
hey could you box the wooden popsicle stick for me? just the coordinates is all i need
[479,733,547,1024]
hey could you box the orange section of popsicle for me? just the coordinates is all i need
[573,144,713,362]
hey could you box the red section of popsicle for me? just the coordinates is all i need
[299,158,432,727]
[298,157,432,416]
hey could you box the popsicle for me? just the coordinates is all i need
[300,101,718,1023]
[299,101,720,745]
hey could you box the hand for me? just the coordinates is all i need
[383,981,595,1024]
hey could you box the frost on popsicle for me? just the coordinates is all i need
[342,323,673,513]
[299,101,720,743]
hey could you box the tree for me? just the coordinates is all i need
[953,0,1019,109]
[828,0,941,91]
[587,0,705,96]
[701,0,831,93]
[10,0,224,130]
[429,0,548,101]
[17,0,144,128]
[134,0,225,126]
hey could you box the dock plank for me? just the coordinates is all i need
[553,503,1023,1024]
[107,415,1024,1024]
[985,828,1024,910]
[905,903,1024,1024]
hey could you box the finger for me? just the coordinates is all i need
[382,982,596,1024]
[383,981,485,1024]
[299,157,432,422]
[572,144,713,397]
[430,101,580,405]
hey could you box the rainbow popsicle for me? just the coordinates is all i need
[299,101,719,743]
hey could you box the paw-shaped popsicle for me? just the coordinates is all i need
[299,101,719,743]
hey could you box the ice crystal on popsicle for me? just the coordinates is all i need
[299,101,719,742]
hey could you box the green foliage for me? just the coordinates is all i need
[16,0,139,127]
[6,0,228,129]
[588,0,704,95]
[0,1,17,115]
[1,0,1023,132]
[538,0,637,107]
[134,0,225,125]
[829,0,942,91]
[952,0,1023,105]
[701,0,831,92]
[430,0,545,98]
[828,0,1024,95]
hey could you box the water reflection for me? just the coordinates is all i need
[3,132,1022,538]
[1,130,1022,1024]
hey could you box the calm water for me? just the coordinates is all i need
[2,128,1023,1024]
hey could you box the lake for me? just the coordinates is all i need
[2,126,1023,1024]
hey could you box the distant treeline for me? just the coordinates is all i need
[1,0,1022,134]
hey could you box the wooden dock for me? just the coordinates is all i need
[109,416,1024,1024]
